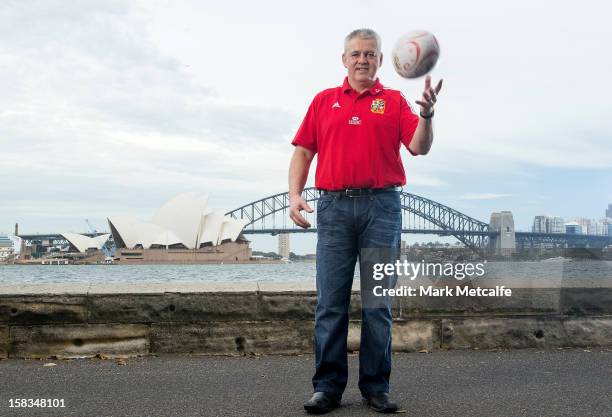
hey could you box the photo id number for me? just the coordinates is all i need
[9,398,65,408]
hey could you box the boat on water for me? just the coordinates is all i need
[0,235,16,264]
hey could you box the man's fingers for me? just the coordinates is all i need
[424,75,431,90]
[289,211,306,228]
[423,91,435,106]
[293,213,311,228]
[415,100,429,108]
[290,207,311,229]
[428,88,437,103]
[303,202,314,213]
[435,79,443,94]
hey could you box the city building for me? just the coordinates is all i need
[108,192,251,263]
[593,219,607,236]
[532,216,547,233]
[607,204,612,219]
[568,218,610,236]
[565,222,582,235]
[0,235,15,263]
[604,217,612,235]
[549,217,564,233]
[278,233,290,259]
[570,218,592,235]
[532,215,564,233]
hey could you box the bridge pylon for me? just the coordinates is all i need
[488,211,516,256]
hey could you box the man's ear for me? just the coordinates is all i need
[379,52,383,67]
[341,53,348,68]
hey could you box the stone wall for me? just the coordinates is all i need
[0,279,611,359]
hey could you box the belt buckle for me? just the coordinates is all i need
[344,188,364,198]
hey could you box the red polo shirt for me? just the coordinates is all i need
[292,77,420,190]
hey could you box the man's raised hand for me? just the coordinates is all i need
[415,75,443,116]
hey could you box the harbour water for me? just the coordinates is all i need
[0,260,610,285]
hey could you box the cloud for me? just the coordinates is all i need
[2,0,611,244]
[459,193,512,200]
[0,0,300,234]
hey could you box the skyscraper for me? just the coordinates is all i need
[549,217,565,233]
[565,222,582,234]
[607,204,612,219]
[571,218,592,234]
[532,215,564,233]
[278,233,290,259]
[532,216,547,233]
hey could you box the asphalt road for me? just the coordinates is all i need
[1,348,611,417]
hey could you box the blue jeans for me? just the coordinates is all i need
[313,190,401,397]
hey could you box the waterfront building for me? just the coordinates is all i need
[565,222,582,235]
[532,216,547,233]
[108,192,251,263]
[592,220,606,236]
[570,218,591,235]
[604,217,612,235]
[570,218,608,236]
[607,204,612,219]
[0,235,15,263]
[532,215,564,233]
[278,233,290,259]
[549,217,564,233]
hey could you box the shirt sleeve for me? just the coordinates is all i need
[399,94,420,156]
[291,96,318,153]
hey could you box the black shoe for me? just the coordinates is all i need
[362,392,400,413]
[304,392,341,414]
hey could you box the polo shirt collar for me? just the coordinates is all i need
[342,77,384,96]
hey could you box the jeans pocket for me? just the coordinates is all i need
[317,195,335,214]
[374,192,401,214]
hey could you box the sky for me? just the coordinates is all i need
[1,0,611,254]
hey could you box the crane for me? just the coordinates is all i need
[85,219,98,235]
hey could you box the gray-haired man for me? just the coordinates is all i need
[289,28,442,414]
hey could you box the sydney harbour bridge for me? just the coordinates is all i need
[18,188,612,253]
[225,187,612,252]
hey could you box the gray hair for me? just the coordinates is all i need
[344,28,381,53]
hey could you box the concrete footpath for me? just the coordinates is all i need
[1,348,611,417]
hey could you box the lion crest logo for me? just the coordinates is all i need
[370,98,385,114]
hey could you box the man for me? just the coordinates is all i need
[288,28,442,414]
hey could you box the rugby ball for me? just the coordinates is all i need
[391,30,440,79]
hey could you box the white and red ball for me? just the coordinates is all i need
[391,30,440,79]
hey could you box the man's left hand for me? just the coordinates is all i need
[415,75,443,117]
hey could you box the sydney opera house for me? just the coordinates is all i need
[61,233,111,253]
[106,192,251,264]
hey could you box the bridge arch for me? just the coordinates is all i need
[226,188,491,249]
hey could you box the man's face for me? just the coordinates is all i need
[342,37,382,84]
